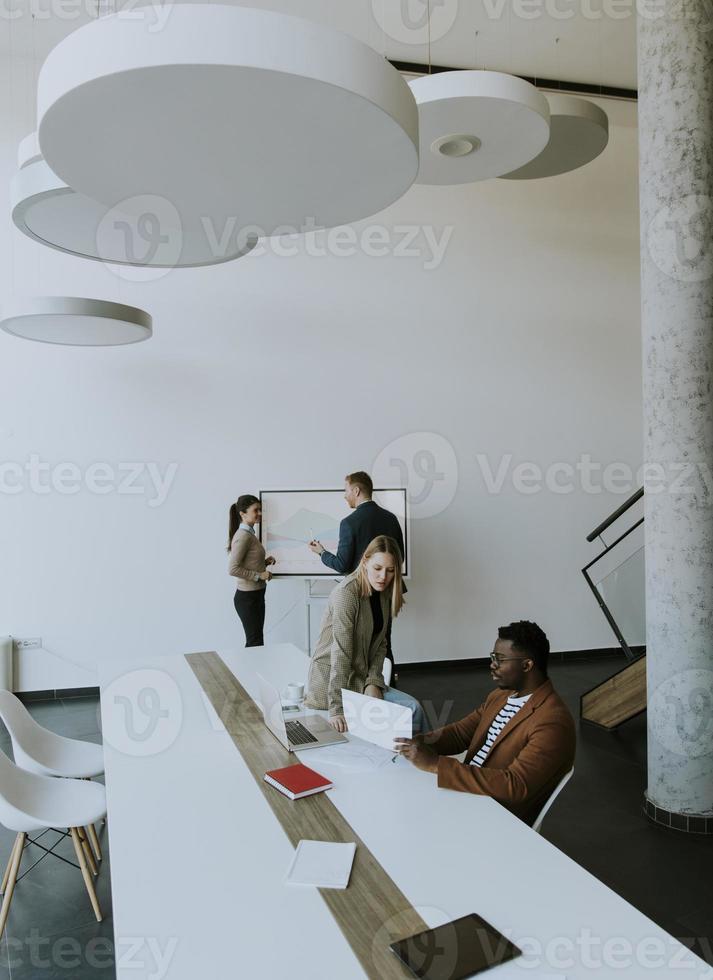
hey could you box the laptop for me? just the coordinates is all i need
[257,675,347,752]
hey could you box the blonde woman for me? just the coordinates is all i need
[305,535,425,733]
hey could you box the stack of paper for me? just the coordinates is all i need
[286,840,356,890]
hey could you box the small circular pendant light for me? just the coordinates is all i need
[11,136,258,267]
[500,94,609,180]
[0,297,152,346]
[409,71,550,184]
[37,5,419,235]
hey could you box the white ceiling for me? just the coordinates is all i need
[0,0,638,92]
[362,0,638,91]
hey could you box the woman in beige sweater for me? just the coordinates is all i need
[227,494,275,647]
[305,535,425,734]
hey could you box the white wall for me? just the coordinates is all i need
[0,43,642,688]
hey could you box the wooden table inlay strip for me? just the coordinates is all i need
[185,652,426,980]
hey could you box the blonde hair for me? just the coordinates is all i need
[356,535,405,618]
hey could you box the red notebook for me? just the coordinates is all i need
[264,763,333,801]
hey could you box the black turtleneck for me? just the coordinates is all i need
[369,589,384,642]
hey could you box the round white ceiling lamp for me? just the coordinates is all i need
[11,136,258,267]
[0,297,152,346]
[501,94,609,180]
[37,5,419,236]
[18,132,42,169]
[409,71,550,184]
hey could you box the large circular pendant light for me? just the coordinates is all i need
[11,149,258,267]
[0,298,152,346]
[17,132,42,169]
[37,5,419,235]
[409,71,550,184]
[501,94,609,180]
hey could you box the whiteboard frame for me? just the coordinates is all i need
[258,487,409,579]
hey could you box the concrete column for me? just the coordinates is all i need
[638,1,713,830]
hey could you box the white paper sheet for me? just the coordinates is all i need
[297,737,403,773]
[341,688,412,751]
[286,840,356,889]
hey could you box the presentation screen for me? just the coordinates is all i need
[259,488,408,578]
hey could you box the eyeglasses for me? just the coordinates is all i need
[489,653,530,667]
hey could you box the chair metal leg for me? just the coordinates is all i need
[0,833,25,938]
[70,828,102,922]
[77,827,98,876]
[0,835,21,895]
[87,824,102,863]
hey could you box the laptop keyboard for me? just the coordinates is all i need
[285,720,319,746]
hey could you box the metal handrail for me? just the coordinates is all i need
[582,517,644,663]
[583,489,645,663]
[586,487,644,543]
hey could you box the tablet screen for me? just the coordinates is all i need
[389,913,522,979]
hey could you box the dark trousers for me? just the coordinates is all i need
[233,589,265,647]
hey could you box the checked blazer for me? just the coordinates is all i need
[305,572,391,718]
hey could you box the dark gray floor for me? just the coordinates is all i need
[1,659,710,977]
[0,698,112,979]
[401,655,713,967]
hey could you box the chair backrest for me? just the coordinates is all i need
[0,732,50,830]
[532,767,574,834]
[382,658,393,687]
[0,690,49,764]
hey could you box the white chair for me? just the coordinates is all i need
[532,768,574,834]
[0,691,105,861]
[0,747,107,937]
[382,658,393,687]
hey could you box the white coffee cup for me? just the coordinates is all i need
[285,682,304,702]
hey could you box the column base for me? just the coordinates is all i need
[644,793,713,835]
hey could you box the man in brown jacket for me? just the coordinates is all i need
[395,621,575,826]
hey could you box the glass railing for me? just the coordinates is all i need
[583,490,645,661]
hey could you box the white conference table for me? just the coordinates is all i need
[99,643,713,980]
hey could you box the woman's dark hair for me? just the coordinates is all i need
[227,494,260,551]
[498,621,550,676]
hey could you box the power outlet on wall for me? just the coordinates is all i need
[13,637,42,651]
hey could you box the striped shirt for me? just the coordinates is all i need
[470,694,532,769]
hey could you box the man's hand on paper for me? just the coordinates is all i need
[394,735,439,773]
[364,685,383,700]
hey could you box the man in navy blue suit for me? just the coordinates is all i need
[309,471,404,575]
[309,471,405,667]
